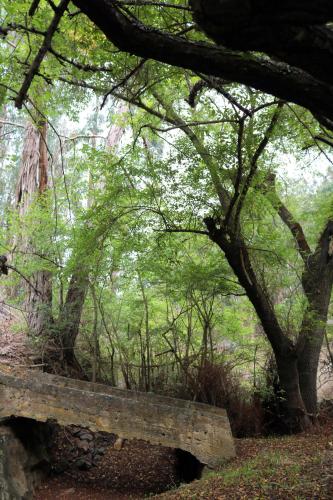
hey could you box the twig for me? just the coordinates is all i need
[101,58,147,108]
[7,264,42,296]
[0,119,25,129]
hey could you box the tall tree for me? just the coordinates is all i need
[15,121,53,338]
[130,86,333,430]
[56,104,127,369]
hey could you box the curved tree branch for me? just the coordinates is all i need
[265,173,312,263]
[72,0,333,124]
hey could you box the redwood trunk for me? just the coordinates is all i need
[16,122,53,338]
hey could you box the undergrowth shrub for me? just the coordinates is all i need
[154,359,265,437]
[158,357,299,437]
[187,360,264,437]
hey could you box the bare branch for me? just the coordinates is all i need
[314,135,333,148]
[155,228,209,235]
[116,1,191,11]
[49,47,114,73]
[7,264,42,296]
[15,0,70,109]
[101,58,147,108]
[0,119,25,129]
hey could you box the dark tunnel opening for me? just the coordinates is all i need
[0,418,206,496]
[175,448,205,482]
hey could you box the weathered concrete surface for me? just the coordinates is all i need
[0,426,32,500]
[0,420,49,500]
[0,364,235,468]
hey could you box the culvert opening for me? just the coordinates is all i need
[33,424,186,497]
[0,417,53,499]
[2,421,205,497]
[175,448,205,482]
[6,416,53,453]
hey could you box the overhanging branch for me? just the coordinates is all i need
[71,0,333,124]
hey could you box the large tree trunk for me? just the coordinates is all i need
[298,340,322,415]
[274,351,311,431]
[205,223,311,430]
[16,122,53,338]
[204,212,333,429]
[297,307,326,415]
[297,231,333,414]
[56,271,89,370]
[53,105,127,371]
[25,270,53,339]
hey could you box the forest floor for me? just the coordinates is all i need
[161,424,333,499]
[35,427,180,499]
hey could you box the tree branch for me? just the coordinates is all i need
[117,1,191,11]
[28,0,41,17]
[151,90,230,211]
[224,117,245,226]
[265,174,312,263]
[155,228,209,235]
[15,0,70,108]
[234,103,284,223]
[71,0,333,124]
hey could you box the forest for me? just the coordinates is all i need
[1,1,333,499]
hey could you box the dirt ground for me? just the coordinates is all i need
[35,419,333,500]
[35,427,180,500]
[161,420,333,499]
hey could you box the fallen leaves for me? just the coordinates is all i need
[161,424,333,499]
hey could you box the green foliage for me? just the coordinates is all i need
[1,3,333,405]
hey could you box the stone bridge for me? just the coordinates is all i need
[0,363,235,468]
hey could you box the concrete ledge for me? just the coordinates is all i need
[0,363,235,468]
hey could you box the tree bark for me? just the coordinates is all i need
[274,351,311,431]
[296,226,333,413]
[205,223,312,430]
[15,122,53,338]
[56,270,89,368]
[71,0,333,126]
[298,341,321,415]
